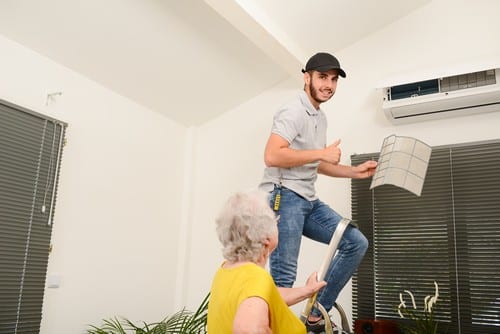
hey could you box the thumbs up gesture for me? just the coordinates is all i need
[322,139,341,164]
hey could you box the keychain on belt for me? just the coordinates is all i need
[273,180,282,211]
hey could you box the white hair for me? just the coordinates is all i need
[216,190,278,262]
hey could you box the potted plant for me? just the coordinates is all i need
[397,281,440,334]
[87,293,209,334]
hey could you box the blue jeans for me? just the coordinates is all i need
[269,187,368,317]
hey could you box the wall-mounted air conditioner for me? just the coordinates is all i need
[380,64,500,123]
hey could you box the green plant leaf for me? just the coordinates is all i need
[86,293,209,334]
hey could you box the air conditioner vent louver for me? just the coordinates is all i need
[381,67,500,123]
[389,79,438,100]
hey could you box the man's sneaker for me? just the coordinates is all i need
[305,318,325,333]
[305,317,339,334]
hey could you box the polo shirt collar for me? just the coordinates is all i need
[299,90,320,116]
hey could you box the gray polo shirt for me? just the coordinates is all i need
[259,90,327,200]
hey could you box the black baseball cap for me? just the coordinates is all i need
[301,52,346,78]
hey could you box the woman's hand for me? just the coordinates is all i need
[305,272,327,297]
[278,272,327,306]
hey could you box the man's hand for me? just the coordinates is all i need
[322,139,341,164]
[352,160,378,179]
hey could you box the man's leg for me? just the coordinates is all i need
[269,187,312,287]
[303,200,369,317]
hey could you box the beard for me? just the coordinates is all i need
[308,82,333,105]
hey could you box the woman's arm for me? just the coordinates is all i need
[278,272,327,306]
[233,297,272,334]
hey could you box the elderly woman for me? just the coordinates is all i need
[208,190,326,333]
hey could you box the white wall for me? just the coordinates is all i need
[0,35,188,333]
[187,0,500,326]
[185,79,298,307]
[2,0,500,332]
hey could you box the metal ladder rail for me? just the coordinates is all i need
[300,218,352,334]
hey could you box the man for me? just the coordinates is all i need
[258,52,377,333]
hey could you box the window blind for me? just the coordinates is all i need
[351,140,500,334]
[0,99,67,334]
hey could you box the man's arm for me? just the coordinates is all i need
[264,133,341,168]
[318,160,378,179]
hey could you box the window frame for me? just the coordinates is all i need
[0,99,67,333]
[351,139,500,334]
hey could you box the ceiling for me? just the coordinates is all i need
[0,0,430,126]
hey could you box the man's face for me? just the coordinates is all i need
[305,70,339,107]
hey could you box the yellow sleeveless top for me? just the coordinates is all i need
[207,262,306,333]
